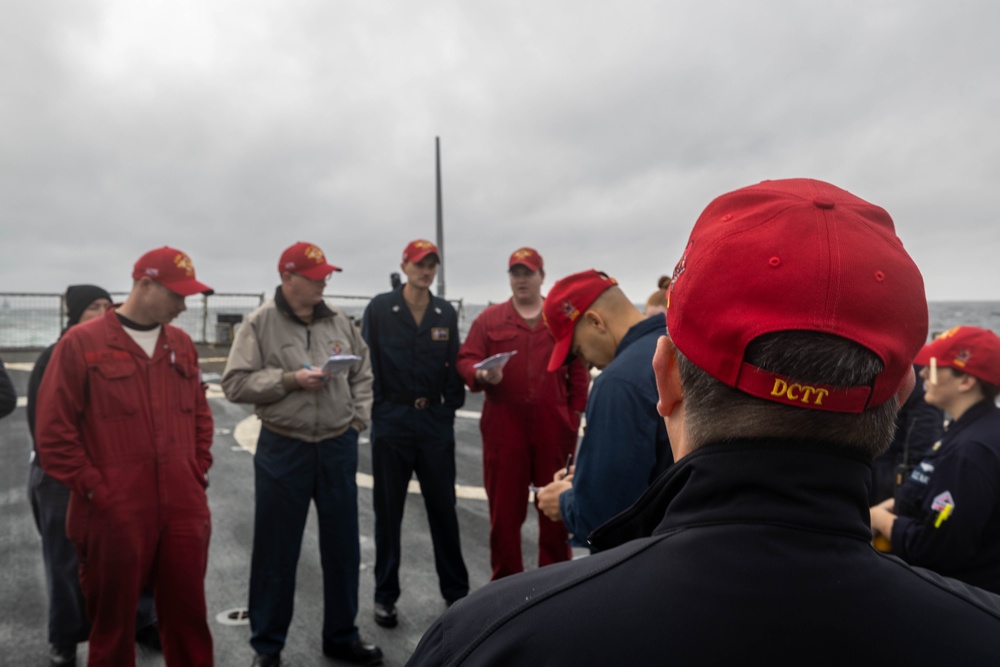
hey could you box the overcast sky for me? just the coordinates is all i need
[2,1,998,306]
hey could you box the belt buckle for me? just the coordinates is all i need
[413,397,430,410]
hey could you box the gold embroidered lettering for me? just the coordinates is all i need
[771,378,788,398]
[770,378,830,406]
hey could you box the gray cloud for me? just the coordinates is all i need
[1,1,998,305]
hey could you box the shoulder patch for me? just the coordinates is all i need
[931,491,954,512]
[932,491,955,528]
[910,461,934,485]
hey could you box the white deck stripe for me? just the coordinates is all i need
[4,366,534,501]
[4,362,36,372]
[231,413,490,501]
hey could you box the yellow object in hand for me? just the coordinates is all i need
[873,534,892,552]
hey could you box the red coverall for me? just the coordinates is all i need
[457,300,589,579]
[36,308,214,667]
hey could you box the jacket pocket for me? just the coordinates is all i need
[89,362,140,419]
[190,458,209,489]
[65,492,92,562]
[485,329,518,344]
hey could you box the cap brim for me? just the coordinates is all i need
[408,250,440,264]
[509,261,541,272]
[913,340,944,368]
[299,263,342,280]
[162,279,214,297]
[547,332,573,372]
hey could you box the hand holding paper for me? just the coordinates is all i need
[473,350,517,371]
[474,351,516,386]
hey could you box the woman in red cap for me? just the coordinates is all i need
[870,326,1000,592]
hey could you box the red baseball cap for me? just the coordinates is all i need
[543,269,618,372]
[278,242,342,280]
[132,247,214,297]
[509,247,543,272]
[667,178,927,413]
[915,326,1000,386]
[402,239,440,264]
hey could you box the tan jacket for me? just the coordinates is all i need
[222,291,372,442]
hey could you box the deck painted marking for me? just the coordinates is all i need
[4,362,566,501]
[231,413,489,501]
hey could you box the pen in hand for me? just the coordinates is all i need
[562,452,574,480]
[529,453,575,498]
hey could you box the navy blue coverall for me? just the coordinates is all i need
[362,286,469,606]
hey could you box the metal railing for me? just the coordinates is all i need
[0,292,267,349]
[0,292,466,350]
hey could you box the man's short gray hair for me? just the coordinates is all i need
[677,331,900,458]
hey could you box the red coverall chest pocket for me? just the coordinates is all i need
[89,361,141,419]
[486,328,518,344]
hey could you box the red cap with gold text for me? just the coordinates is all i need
[132,247,214,297]
[543,269,618,372]
[915,326,1000,386]
[402,239,440,264]
[666,178,927,413]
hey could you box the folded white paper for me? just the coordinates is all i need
[473,350,517,371]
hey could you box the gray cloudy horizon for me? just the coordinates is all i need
[2,1,998,305]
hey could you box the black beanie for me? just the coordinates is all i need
[65,284,113,327]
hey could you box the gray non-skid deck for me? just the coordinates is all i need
[0,349,558,666]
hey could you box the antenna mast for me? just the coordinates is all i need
[435,136,445,298]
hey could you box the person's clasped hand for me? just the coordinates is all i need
[295,367,328,391]
[476,367,503,385]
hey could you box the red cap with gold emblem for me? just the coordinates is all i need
[543,269,618,372]
[667,178,927,413]
[278,242,342,280]
[132,247,214,296]
[402,239,440,264]
[509,247,543,272]
[915,326,1000,386]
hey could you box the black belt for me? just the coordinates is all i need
[386,393,443,410]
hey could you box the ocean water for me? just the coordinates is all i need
[461,302,1000,341]
[0,296,997,350]
[927,302,1000,338]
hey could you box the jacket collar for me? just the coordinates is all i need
[942,399,997,446]
[100,306,173,362]
[502,298,546,331]
[275,286,336,325]
[388,284,444,331]
[589,438,874,552]
[615,312,665,360]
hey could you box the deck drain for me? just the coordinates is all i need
[216,607,250,626]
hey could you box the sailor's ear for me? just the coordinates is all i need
[653,336,682,417]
